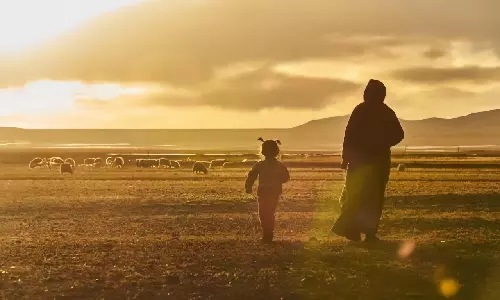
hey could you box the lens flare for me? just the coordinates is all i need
[397,240,416,259]
[439,278,460,298]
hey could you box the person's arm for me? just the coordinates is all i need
[281,164,290,183]
[386,109,404,147]
[342,105,363,165]
[245,163,260,193]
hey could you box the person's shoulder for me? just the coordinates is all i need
[350,102,367,116]
[250,160,263,170]
[382,103,397,115]
[276,160,287,167]
[353,102,366,111]
[254,160,263,167]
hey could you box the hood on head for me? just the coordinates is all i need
[363,79,386,103]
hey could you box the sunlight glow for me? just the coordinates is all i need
[0,80,148,116]
[0,0,144,52]
[397,240,416,259]
[439,278,461,298]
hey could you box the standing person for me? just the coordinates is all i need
[332,79,404,243]
[246,138,290,243]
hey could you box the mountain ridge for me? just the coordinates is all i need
[1,109,500,150]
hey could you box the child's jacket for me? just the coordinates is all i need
[245,158,290,197]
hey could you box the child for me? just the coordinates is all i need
[245,137,290,243]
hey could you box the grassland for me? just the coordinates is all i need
[0,162,499,299]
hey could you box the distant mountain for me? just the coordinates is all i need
[1,109,500,150]
[293,109,500,147]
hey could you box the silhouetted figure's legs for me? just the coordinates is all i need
[332,161,390,242]
[258,196,279,242]
[356,160,390,242]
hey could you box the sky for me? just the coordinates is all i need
[0,0,499,129]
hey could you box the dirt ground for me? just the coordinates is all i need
[0,163,499,299]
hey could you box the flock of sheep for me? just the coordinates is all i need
[28,156,126,174]
[28,156,258,175]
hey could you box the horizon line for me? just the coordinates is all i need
[1,108,499,130]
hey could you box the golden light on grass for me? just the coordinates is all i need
[439,278,461,298]
[397,240,416,259]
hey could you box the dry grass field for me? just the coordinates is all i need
[0,161,499,299]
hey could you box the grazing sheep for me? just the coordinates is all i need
[196,161,211,168]
[84,158,96,165]
[159,158,171,168]
[113,157,125,168]
[397,164,406,172]
[93,157,103,168]
[170,160,181,169]
[81,158,96,170]
[60,163,73,175]
[136,158,159,168]
[29,157,50,169]
[50,157,64,166]
[209,159,226,169]
[29,157,43,169]
[105,157,114,167]
[193,161,208,174]
[64,158,76,167]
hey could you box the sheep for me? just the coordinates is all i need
[113,157,125,168]
[81,158,96,170]
[50,157,64,166]
[196,161,211,168]
[29,157,50,169]
[170,160,181,169]
[29,157,43,169]
[64,158,76,167]
[84,158,96,165]
[60,163,73,175]
[192,161,208,174]
[105,157,114,167]
[136,158,143,168]
[397,164,406,172]
[159,158,171,169]
[93,157,103,168]
[136,158,158,168]
[209,159,226,169]
[155,159,162,168]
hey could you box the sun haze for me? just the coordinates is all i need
[0,0,499,128]
[0,0,143,52]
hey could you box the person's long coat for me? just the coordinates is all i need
[333,100,404,238]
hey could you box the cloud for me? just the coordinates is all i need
[391,66,500,84]
[201,69,360,110]
[390,86,500,120]
[75,69,361,111]
[2,0,499,87]
[422,47,448,60]
[1,0,499,118]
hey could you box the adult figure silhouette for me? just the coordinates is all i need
[332,79,404,243]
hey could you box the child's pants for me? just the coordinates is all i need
[257,195,280,240]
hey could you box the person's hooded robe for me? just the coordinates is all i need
[332,79,404,240]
